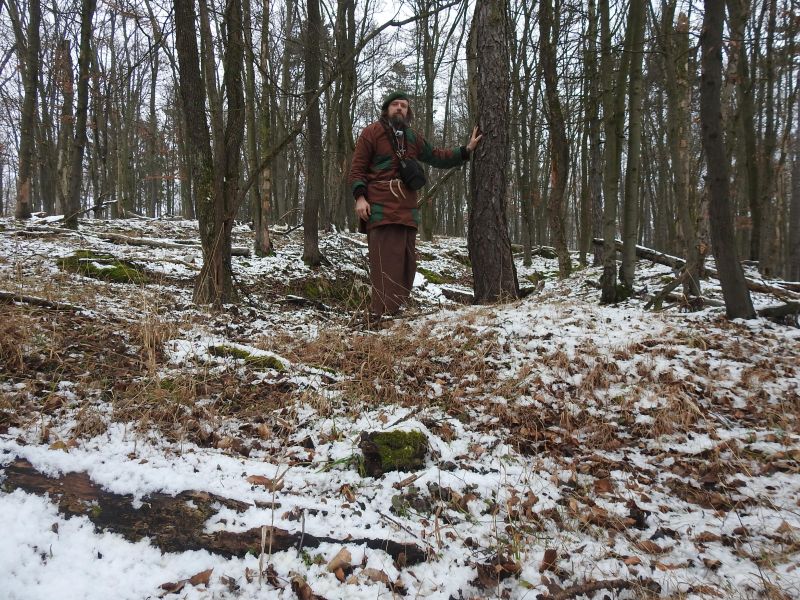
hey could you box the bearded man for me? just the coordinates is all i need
[350,91,481,320]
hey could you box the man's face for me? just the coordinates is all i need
[388,99,409,127]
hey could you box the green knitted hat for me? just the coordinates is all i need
[381,91,410,110]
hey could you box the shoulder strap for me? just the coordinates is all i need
[381,120,405,159]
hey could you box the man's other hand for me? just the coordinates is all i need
[355,196,370,221]
[466,126,483,153]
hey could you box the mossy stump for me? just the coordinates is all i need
[359,430,428,478]
[58,250,148,284]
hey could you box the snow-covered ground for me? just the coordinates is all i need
[1,217,798,600]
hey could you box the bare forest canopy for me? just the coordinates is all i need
[1,0,798,297]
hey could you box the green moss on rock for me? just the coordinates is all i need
[58,250,148,284]
[417,267,454,285]
[359,429,428,477]
[208,345,286,371]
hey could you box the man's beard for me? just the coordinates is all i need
[390,113,409,128]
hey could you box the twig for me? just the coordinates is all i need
[541,578,632,600]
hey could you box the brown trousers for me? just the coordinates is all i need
[368,224,417,316]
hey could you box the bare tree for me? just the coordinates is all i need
[302,0,324,266]
[64,0,97,229]
[540,0,571,278]
[12,0,41,219]
[619,0,646,291]
[467,0,519,303]
[699,0,755,319]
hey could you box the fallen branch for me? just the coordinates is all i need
[13,225,251,257]
[417,167,459,208]
[593,238,800,300]
[541,578,632,600]
[645,270,690,310]
[0,291,84,312]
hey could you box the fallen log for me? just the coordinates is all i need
[12,226,251,257]
[0,291,84,311]
[3,459,427,565]
[757,302,800,323]
[593,238,800,300]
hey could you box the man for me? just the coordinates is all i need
[350,91,481,320]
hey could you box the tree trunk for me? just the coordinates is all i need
[467,0,519,303]
[419,0,438,242]
[790,127,800,281]
[174,0,224,306]
[758,0,778,277]
[14,0,41,219]
[662,6,702,296]
[333,0,356,232]
[539,0,570,278]
[619,0,646,291]
[585,0,602,266]
[599,0,630,303]
[64,0,96,229]
[699,0,755,319]
[302,0,324,266]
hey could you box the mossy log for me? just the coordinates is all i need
[2,459,427,564]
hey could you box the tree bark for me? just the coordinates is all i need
[467,0,519,303]
[758,0,778,276]
[619,0,646,291]
[14,0,41,219]
[64,0,97,229]
[699,0,755,319]
[599,0,630,303]
[302,0,324,266]
[790,127,800,281]
[662,7,702,296]
[539,0,570,278]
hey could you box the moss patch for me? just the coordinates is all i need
[58,250,148,284]
[417,267,455,285]
[286,273,369,311]
[208,345,286,371]
[525,272,547,284]
[360,430,428,477]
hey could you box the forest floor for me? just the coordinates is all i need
[0,216,799,600]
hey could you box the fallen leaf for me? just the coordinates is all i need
[438,422,455,442]
[340,484,356,502]
[694,531,721,543]
[257,423,271,439]
[476,555,521,588]
[468,443,486,457]
[623,556,642,565]
[635,540,668,555]
[326,547,352,573]
[777,521,796,535]
[189,568,213,586]
[160,580,186,593]
[703,558,722,570]
[291,574,316,600]
[48,440,69,452]
[217,436,235,449]
[247,475,284,491]
[334,566,345,582]
[691,585,724,597]
[594,478,614,494]
[362,567,390,585]
[540,548,558,573]
[654,561,684,571]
